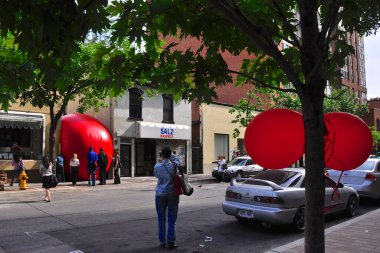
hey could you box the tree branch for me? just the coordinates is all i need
[324,86,349,99]
[270,0,301,48]
[228,69,297,93]
[207,0,304,90]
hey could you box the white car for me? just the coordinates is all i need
[328,158,380,200]
[212,156,264,181]
[223,168,359,231]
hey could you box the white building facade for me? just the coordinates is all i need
[72,87,192,177]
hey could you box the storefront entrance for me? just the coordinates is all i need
[120,144,131,177]
[135,139,156,176]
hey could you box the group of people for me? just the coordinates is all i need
[10,143,184,249]
[9,143,123,202]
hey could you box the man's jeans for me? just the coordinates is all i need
[155,194,179,244]
[88,163,96,186]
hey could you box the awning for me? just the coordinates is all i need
[0,112,44,129]
[137,121,191,140]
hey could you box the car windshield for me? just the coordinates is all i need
[228,158,247,166]
[246,170,299,185]
[354,161,375,171]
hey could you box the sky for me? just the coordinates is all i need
[364,32,380,99]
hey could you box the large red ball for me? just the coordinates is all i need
[244,109,305,169]
[60,114,114,181]
[324,112,372,171]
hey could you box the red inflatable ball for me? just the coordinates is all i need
[244,109,305,169]
[60,114,114,181]
[324,112,372,171]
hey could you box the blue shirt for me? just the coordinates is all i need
[56,156,64,167]
[87,151,98,164]
[154,159,176,196]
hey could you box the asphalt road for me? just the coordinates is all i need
[0,180,379,253]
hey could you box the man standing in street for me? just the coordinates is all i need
[55,154,65,183]
[97,148,108,185]
[87,147,98,186]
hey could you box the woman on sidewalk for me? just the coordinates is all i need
[70,153,80,186]
[39,156,56,202]
[154,147,180,250]
[112,151,122,184]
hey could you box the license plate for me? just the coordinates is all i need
[238,209,254,219]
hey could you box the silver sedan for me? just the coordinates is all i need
[222,168,359,231]
[328,158,380,200]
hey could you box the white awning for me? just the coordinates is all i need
[137,121,191,140]
[0,112,44,129]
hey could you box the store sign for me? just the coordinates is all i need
[160,128,174,138]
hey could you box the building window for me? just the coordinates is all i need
[377,119,380,131]
[162,95,174,123]
[0,113,44,160]
[214,133,229,160]
[129,88,143,120]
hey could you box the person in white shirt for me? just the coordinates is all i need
[217,155,227,182]
[40,156,54,202]
[70,153,80,186]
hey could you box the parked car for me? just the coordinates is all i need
[328,158,380,200]
[212,156,264,182]
[222,168,359,231]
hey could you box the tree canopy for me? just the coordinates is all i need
[1,1,380,252]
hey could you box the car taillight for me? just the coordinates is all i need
[365,173,376,181]
[226,190,242,199]
[254,196,282,204]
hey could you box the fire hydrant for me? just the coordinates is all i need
[19,170,28,190]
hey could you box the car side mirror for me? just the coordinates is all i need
[337,182,344,188]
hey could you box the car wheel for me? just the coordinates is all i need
[345,195,358,217]
[293,206,305,232]
[236,172,243,181]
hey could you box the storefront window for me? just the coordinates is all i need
[0,113,44,160]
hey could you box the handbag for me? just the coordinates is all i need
[163,162,194,196]
[179,172,194,196]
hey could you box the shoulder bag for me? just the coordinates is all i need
[163,162,194,196]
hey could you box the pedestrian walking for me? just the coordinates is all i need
[10,144,23,187]
[97,148,108,185]
[69,153,80,186]
[87,147,98,186]
[154,147,180,250]
[55,154,65,182]
[40,156,56,202]
[217,155,227,182]
[112,151,122,184]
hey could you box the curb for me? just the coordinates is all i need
[265,208,380,253]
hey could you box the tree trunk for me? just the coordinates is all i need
[301,84,326,253]
[49,112,58,163]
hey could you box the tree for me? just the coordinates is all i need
[230,88,368,140]
[16,42,112,162]
[109,1,380,252]
[370,127,380,154]
[1,1,380,252]
[273,89,368,117]
[229,87,264,138]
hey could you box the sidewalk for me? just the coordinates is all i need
[0,173,214,193]
[266,208,380,253]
